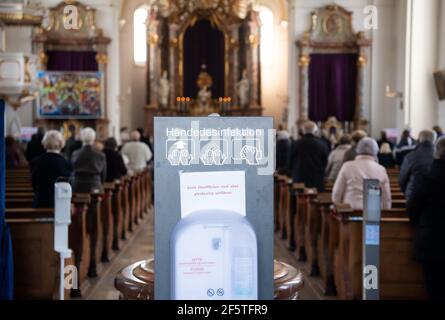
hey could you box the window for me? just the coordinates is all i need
[259,6,274,64]
[134,6,148,66]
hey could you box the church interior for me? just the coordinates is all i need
[1,0,445,301]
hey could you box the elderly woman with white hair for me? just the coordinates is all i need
[332,137,391,210]
[71,127,107,193]
[30,130,73,208]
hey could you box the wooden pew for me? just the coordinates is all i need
[87,191,103,278]
[277,175,289,239]
[112,180,124,250]
[101,182,115,263]
[305,192,331,278]
[293,184,317,261]
[5,208,73,299]
[332,206,426,300]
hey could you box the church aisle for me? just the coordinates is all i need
[81,211,154,300]
[274,235,336,300]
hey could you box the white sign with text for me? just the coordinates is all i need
[179,171,246,217]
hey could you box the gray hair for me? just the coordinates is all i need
[436,137,445,160]
[356,137,379,156]
[130,130,141,141]
[418,130,436,143]
[42,130,65,151]
[80,127,96,145]
[302,121,318,135]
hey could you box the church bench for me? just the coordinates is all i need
[112,180,124,250]
[70,193,91,297]
[86,190,104,278]
[293,185,317,261]
[274,175,279,232]
[277,175,290,239]
[5,208,73,299]
[101,182,115,263]
[4,193,91,298]
[5,186,34,192]
[141,168,152,214]
[126,175,136,232]
[331,207,426,300]
[136,171,144,223]
[304,192,331,278]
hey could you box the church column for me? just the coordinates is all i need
[95,49,109,140]
[355,33,371,131]
[169,23,179,105]
[298,51,310,124]
[230,24,240,106]
[296,32,311,126]
[147,18,160,108]
[247,12,260,108]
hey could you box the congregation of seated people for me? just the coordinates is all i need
[5,127,153,209]
[276,122,445,300]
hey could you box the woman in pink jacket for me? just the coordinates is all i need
[332,137,392,210]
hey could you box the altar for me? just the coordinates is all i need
[143,0,263,135]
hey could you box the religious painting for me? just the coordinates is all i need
[36,71,103,119]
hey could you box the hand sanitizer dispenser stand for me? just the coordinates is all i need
[171,210,258,300]
[54,182,72,300]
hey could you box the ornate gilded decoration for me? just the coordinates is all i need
[298,55,311,67]
[0,2,43,26]
[196,66,213,89]
[0,89,39,110]
[155,0,254,22]
[149,33,160,47]
[248,34,259,47]
[38,51,48,65]
[357,55,367,66]
[33,1,108,45]
[95,53,108,65]
[169,37,178,47]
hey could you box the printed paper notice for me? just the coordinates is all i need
[179,171,246,217]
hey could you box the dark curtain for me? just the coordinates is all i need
[308,53,358,122]
[183,19,225,98]
[0,99,14,300]
[46,50,99,71]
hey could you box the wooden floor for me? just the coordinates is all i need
[83,210,332,300]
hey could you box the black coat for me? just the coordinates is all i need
[30,152,73,208]
[276,137,291,172]
[289,134,328,191]
[103,148,127,182]
[25,134,45,162]
[407,160,445,262]
[399,141,434,200]
[378,153,396,169]
[72,145,107,193]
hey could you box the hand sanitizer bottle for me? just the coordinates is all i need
[171,210,257,300]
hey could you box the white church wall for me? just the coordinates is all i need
[288,0,399,138]
[119,0,150,132]
[256,0,289,128]
[406,0,440,137]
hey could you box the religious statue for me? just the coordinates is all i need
[196,64,213,111]
[237,69,250,108]
[322,116,344,147]
[159,70,170,108]
[197,85,211,111]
